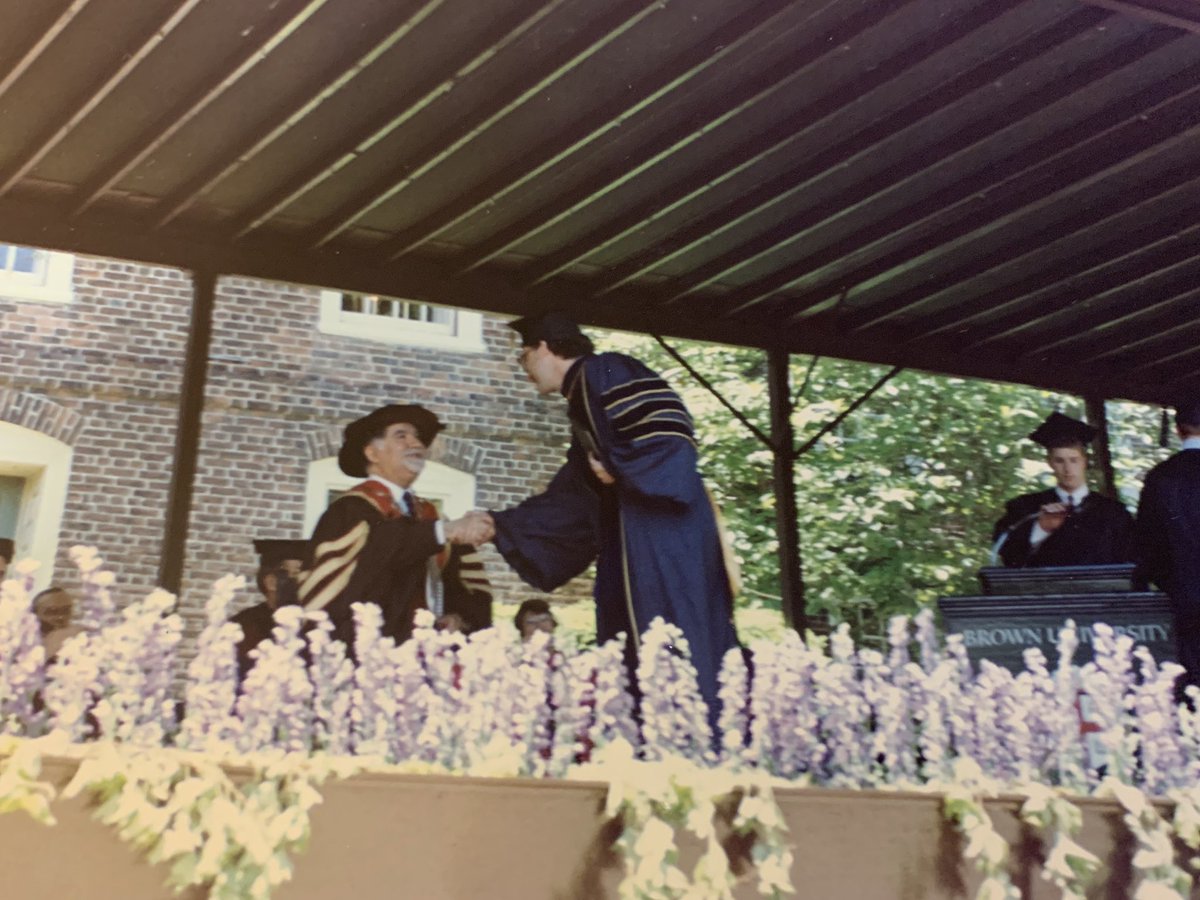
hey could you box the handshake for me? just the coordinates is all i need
[445,510,495,546]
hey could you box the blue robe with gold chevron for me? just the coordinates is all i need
[493,352,739,718]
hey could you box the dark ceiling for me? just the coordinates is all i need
[1,0,1198,404]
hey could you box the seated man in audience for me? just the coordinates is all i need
[32,586,86,661]
[514,598,557,642]
[0,537,12,582]
[299,403,492,648]
[232,538,308,680]
[992,412,1134,568]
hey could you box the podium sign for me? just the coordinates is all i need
[938,567,1174,673]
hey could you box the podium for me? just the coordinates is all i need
[937,564,1173,673]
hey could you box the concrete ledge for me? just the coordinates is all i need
[0,758,1185,899]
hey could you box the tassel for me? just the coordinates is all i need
[1160,406,1170,448]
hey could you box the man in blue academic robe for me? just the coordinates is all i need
[488,313,740,721]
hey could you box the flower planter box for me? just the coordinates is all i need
[0,757,1181,899]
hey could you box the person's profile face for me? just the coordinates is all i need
[35,590,74,633]
[1047,446,1087,493]
[518,342,561,396]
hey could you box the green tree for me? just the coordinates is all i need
[595,331,1168,644]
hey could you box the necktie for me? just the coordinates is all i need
[1065,495,1075,514]
[401,491,415,517]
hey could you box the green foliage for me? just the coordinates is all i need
[595,332,1169,644]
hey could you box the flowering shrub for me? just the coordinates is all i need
[3,550,1200,898]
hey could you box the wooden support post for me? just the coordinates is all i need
[1084,394,1116,499]
[768,348,806,632]
[158,269,217,594]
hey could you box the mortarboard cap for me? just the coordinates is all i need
[252,539,309,569]
[337,404,443,477]
[509,311,585,346]
[1028,411,1097,450]
[0,538,12,560]
[1175,397,1200,429]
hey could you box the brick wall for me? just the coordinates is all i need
[0,255,192,607]
[0,255,592,653]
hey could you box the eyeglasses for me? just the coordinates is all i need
[517,347,533,367]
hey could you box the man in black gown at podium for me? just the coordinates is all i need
[1136,398,1200,698]
[992,412,1134,568]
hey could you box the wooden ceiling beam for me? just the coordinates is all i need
[373,0,820,267]
[652,4,1118,314]
[228,0,571,240]
[518,0,1016,292]
[977,256,1200,355]
[755,33,1195,325]
[775,81,1200,330]
[0,0,204,199]
[0,192,1175,405]
[70,0,331,217]
[1091,312,1200,365]
[303,0,665,249]
[912,218,1200,345]
[929,180,1200,352]
[151,0,452,229]
[0,0,95,103]
[1077,0,1200,35]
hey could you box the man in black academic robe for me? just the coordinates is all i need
[232,538,308,680]
[1136,398,1200,697]
[993,412,1134,568]
[298,404,492,648]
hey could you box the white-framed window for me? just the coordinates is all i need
[0,244,74,304]
[304,456,477,535]
[318,290,485,353]
[0,423,73,590]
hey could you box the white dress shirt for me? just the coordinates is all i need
[1029,485,1089,547]
[367,475,447,615]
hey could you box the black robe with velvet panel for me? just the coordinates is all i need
[299,480,491,648]
[992,488,1135,568]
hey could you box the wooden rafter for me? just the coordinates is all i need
[0,0,205,198]
[70,0,331,217]
[151,0,453,229]
[228,0,573,240]
[304,0,665,249]
[429,0,839,273]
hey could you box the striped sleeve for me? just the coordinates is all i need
[454,548,491,594]
[601,376,695,445]
[300,519,370,612]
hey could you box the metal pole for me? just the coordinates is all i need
[1084,394,1117,499]
[768,348,806,632]
[158,269,217,593]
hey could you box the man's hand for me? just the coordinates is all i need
[588,453,615,486]
[1036,502,1071,533]
[446,510,494,545]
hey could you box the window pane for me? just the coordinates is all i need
[13,246,39,273]
[0,244,9,269]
